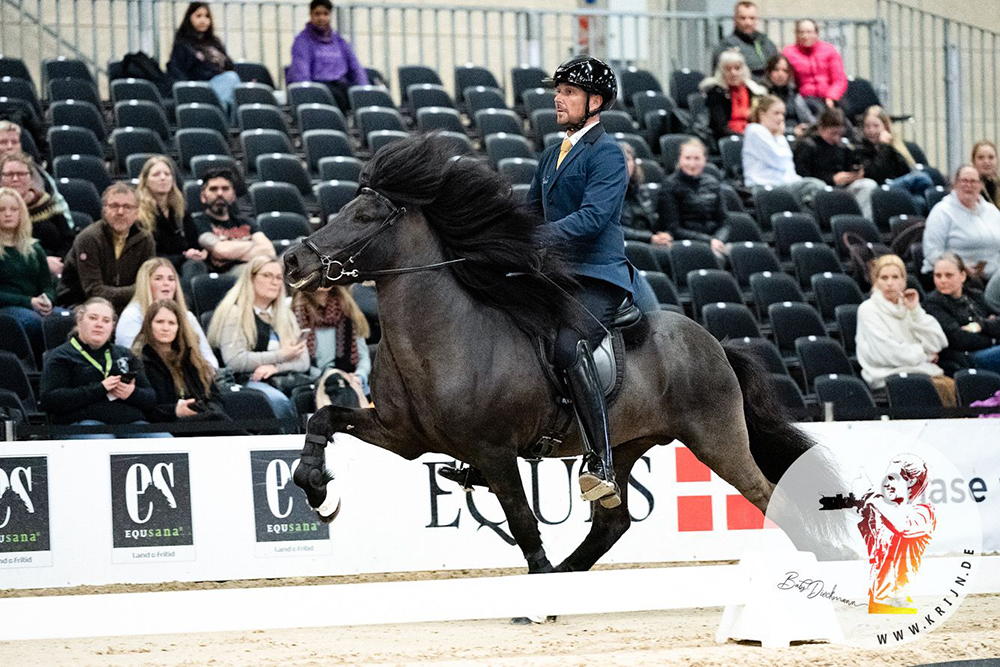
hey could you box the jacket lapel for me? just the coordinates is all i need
[545,122,606,197]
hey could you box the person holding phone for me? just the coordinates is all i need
[40,296,166,437]
[856,254,955,405]
[794,107,878,218]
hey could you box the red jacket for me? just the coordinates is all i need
[782,41,848,101]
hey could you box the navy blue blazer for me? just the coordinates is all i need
[526,122,632,293]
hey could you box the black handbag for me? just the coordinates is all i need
[267,372,316,396]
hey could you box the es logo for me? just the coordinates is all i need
[265,458,297,519]
[0,466,34,529]
[125,462,177,524]
[0,456,50,553]
[250,450,328,543]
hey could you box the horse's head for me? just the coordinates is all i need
[283,187,407,292]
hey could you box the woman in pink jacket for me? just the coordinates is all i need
[782,19,848,115]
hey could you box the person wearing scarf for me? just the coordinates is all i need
[291,286,371,408]
[285,0,369,115]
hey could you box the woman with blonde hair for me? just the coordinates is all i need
[0,187,57,357]
[136,155,206,270]
[115,257,218,367]
[134,298,231,426]
[207,255,308,420]
[856,254,954,405]
[857,106,933,202]
[972,141,1000,208]
[700,49,766,143]
[292,286,371,408]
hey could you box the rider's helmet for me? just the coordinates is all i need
[543,55,619,117]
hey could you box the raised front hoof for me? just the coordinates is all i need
[579,473,618,503]
[311,479,342,524]
[510,615,557,625]
[316,496,342,524]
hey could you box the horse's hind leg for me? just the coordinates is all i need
[481,456,552,574]
[553,439,651,573]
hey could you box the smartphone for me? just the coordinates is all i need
[119,372,136,383]
[298,328,312,342]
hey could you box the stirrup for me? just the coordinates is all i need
[439,465,490,492]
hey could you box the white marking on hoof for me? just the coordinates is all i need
[316,478,341,520]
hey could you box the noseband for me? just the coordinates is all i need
[302,187,465,283]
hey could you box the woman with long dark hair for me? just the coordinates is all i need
[166,2,241,117]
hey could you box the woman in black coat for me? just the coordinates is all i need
[658,138,729,257]
[166,3,241,118]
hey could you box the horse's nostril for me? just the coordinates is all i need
[283,252,298,273]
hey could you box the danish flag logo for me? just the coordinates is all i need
[674,446,777,532]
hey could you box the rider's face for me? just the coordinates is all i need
[554,83,600,127]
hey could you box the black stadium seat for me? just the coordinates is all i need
[749,271,804,322]
[250,181,307,217]
[115,100,171,141]
[466,86,508,118]
[871,186,919,234]
[409,84,455,111]
[768,301,826,356]
[316,180,359,223]
[190,154,242,184]
[238,104,290,135]
[814,187,862,235]
[257,211,311,241]
[476,109,523,139]
[234,83,279,108]
[303,130,356,174]
[48,77,102,107]
[355,107,407,146]
[754,186,799,231]
[52,154,111,194]
[50,100,106,141]
[497,158,538,186]
[288,82,336,109]
[318,156,363,183]
[48,125,102,159]
[56,177,102,220]
[729,242,780,287]
[795,335,854,391]
[234,61,276,88]
[454,65,500,104]
[111,127,167,170]
[0,350,38,411]
[296,103,349,134]
[830,214,880,258]
[624,241,659,272]
[368,130,408,152]
[484,133,534,167]
[523,88,555,117]
[811,272,864,322]
[177,102,230,135]
[398,65,442,105]
[42,310,76,350]
[688,269,744,319]
[790,242,842,290]
[511,65,546,106]
[814,374,878,420]
[111,78,164,106]
[641,271,680,306]
[240,129,293,175]
[174,81,221,108]
[668,241,718,287]
[772,212,822,259]
[835,304,859,357]
[729,337,787,375]
[620,67,663,108]
[416,107,464,133]
[885,373,944,419]
[256,154,313,196]
[702,303,761,340]
[348,86,395,111]
[954,368,1000,406]
[176,128,232,172]
[191,273,237,316]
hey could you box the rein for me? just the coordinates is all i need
[302,187,466,282]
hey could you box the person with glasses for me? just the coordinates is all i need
[56,183,155,311]
[0,152,73,275]
[0,121,74,233]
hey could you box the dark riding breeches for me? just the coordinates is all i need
[554,276,628,370]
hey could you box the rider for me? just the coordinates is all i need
[442,55,631,508]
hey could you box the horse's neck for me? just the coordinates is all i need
[375,269,480,354]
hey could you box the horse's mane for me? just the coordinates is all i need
[360,134,580,340]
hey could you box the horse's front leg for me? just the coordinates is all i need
[293,405,411,521]
[480,456,552,575]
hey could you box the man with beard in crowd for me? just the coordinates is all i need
[193,169,274,273]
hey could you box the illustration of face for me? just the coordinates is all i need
[881,469,908,504]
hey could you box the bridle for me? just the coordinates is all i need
[301,187,465,283]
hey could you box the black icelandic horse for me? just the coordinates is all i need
[282,134,816,575]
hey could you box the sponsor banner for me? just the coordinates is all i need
[0,456,52,569]
[109,453,195,563]
[250,450,331,558]
[0,420,996,590]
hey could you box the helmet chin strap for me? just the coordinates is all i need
[565,92,596,133]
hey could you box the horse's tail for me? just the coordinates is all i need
[722,342,814,484]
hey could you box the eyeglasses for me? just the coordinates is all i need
[256,271,283,282]
[104,202,138,211]
[2,170,30,180]
[956,179,982,185]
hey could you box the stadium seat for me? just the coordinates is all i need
[729,242,781,287]
[770,373,806,411]
[796,335,854,391]
[176,102,230,139]
[409,84,455,111]
[256,153,313,196]
[0,313,37,371]
[466,86,508,118]
[754,186,800,231]
[0,76,41,116]
[174,81,221,108]
[0,57,32,83]
[296,103,349,134]
[250,180,307,217]
[0,351,38,411]
[238,104,290,135]
[769,301,826,356]
[925,185,947,211]
[475,109,523,139]
[368,130,409,152]
[355,107,406,146]
[773,212,823,261]
[48,77,101,107]
[871,185,919,234]
[257,211,311,241]
[52,154,111,194]
[811,272,864,322]
[398,65,443,105]
[484,133,534,166]
[835,304,859,357]
[416,107,464,133]
[348,86,395,111]
[240,129,293,175]
[669,69,704,110]
[497,157,538,185]
[688,269,744,319]
[621,67,662,107]
[523,88,555,118]
[234,61,276,88]
[633,91,673,128]
[288,82,336,109]
[830,214,881,258]
[636,158,665,185]
[719,135,743,181]
[600,110,636,135]
[454,65,500,104]
[790,242,842,290]
[641,270,680,306]
[42,57,94,86]
[749,271,804,322]
[814,187,862,235]
[885,373,944,418]
[530,109,561,146]
[125,153,160,179]
[114,100,171,141]
[111,78,164,106]
[48,125,102,159]
[316,180,359,223]
[190,154,242,185]
[624,241,659,272]
[729,337,788,375]
[954,368,1000,406]
[111,127,167,170]
[317,156,363,183]
[613,133,653,160]
[50,100,106,142]
[55,177,101,220]
[220,387,280,430]
[814,374,878,420]
[888,214,924,237]
[658,134,692,172]
[234,83,279,108]
[303,130,356,174]
[511,65,547,105]
[724,212,763,243]
[668,240,718,287]
[191,272,238,316]
[183,179,204,215]
[702,302,761,340]
[41,309,75,350]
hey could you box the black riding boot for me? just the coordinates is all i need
[566,339,620,508]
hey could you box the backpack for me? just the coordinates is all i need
[119,51,174,98]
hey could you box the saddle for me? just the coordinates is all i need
[528,298,645,459]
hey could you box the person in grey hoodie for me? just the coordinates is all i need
[712,1,778,81]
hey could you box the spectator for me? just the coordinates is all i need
[794,108,878,218]
[291,287,370,408]
[699,50,766,144]
[921,165,1000,284]
[763,54,815,136]
[782,19,848,114]
[285,0,369,115]
[712,1,778,81]
[856,254,954,405]
[0,121,73,231]
[115,257,218,368]
[0,187,57,358]
[193,169,274,273]
[55,183,155,312]
[166,2,241,118]
[924,252,1000,375]
[39,296,162,436]
[133,298,231,427]
[857,106,933,202]
[742,95,825,206]
[0,152,73,274]
[620,143,670,247]
[659,138,729,257]
[972,141,1000,209]
[207,255,308,422]
[136,156,206,273]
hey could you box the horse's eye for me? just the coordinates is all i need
[355,214,373,224]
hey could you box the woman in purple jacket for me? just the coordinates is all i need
[286,0,368,114]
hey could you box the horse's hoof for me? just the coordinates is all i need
[510,615,557,625]
[316,498,341,524]
[312,478,341,523]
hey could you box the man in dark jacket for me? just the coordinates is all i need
[56,183,155,311]
[712,1,778,80]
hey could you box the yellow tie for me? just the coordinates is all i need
[556,137,572,169]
